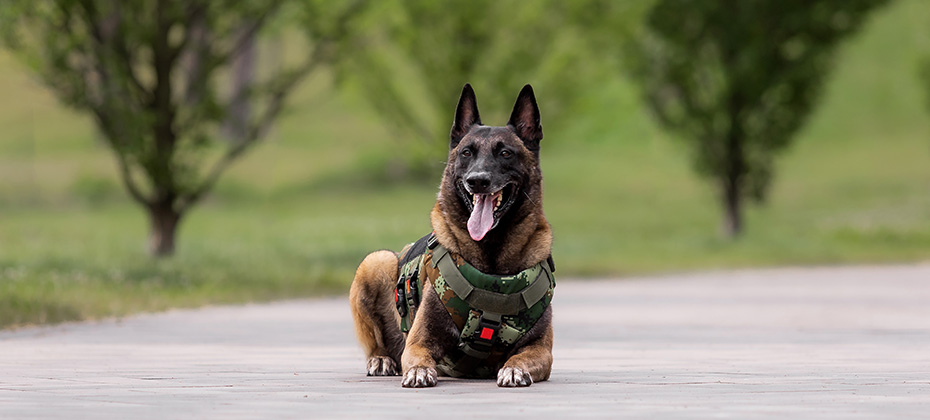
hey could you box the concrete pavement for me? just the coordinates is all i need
[2,264,930,418]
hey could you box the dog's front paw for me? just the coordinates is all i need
[366,356,399,376]
[401,366,437,388]
[497,366,533,387]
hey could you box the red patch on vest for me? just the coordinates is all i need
[480,327,494,340]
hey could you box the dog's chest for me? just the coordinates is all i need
[395,236,555,378]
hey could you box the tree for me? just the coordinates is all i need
[340,0,615,179]
[0,0,367,256]
[626,0,888,237]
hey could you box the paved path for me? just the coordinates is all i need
[2,265,930,419]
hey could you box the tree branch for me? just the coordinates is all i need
[90,107,152,206]
[177,0,368,211]
[214,1,285,65]
[75,0,149,103]
[167,2,208,64]
[113,150,152,206]
[177,51,324,212]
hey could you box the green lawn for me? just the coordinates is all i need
[2,0,930,329]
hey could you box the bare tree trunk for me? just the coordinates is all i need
[722,91,746,238]
[148,202,181,257]
[722,176,742,238]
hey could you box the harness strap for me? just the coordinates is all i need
[395,233,433,333]
[431,244,552,316]
[527,263,554,309]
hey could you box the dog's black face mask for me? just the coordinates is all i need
[445,84,543,242]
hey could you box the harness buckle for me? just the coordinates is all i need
[472,315,501,346]
[394,276,408,317]
[404,266,420,309]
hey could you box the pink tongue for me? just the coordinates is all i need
[467,193,497,241]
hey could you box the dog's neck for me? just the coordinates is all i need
[430,202,552,275]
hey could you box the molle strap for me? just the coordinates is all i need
[522,263,553,308]
[431,244,551,315]
[432,245,476,300]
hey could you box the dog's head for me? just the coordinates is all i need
[441,84,544,242]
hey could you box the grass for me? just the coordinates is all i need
[0,189,432,327]
[2,0,930,329]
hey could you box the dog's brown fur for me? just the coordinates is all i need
[349,84,553,387]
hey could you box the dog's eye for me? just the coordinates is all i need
[500,150,513,158]
[461,149,472,158]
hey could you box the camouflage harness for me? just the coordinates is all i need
[394,233,555,378]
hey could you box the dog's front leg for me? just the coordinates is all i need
[400,340,437,388]
[498,321,553,387]
[399,287,451,388]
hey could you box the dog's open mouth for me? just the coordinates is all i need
[463,183,517,241]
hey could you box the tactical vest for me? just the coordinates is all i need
[394,233,555,379]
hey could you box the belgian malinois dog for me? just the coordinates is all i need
[349,84,554,388]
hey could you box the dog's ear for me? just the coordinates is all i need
[507,84,543,153]
[450,84,482,150]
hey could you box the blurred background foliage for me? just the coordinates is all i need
[335,0,648,181]
[626,0,889,236]
[0,0,929,328]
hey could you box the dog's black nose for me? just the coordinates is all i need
[465,174,491,191]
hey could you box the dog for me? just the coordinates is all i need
[349,84,554,388]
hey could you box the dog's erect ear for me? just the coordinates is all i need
[450,84,482,150]
[507,84,543,153]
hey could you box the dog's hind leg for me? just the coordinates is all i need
[349,250,405,376]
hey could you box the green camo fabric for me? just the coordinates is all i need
[395,241,555,379]
[396,243,423,333]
